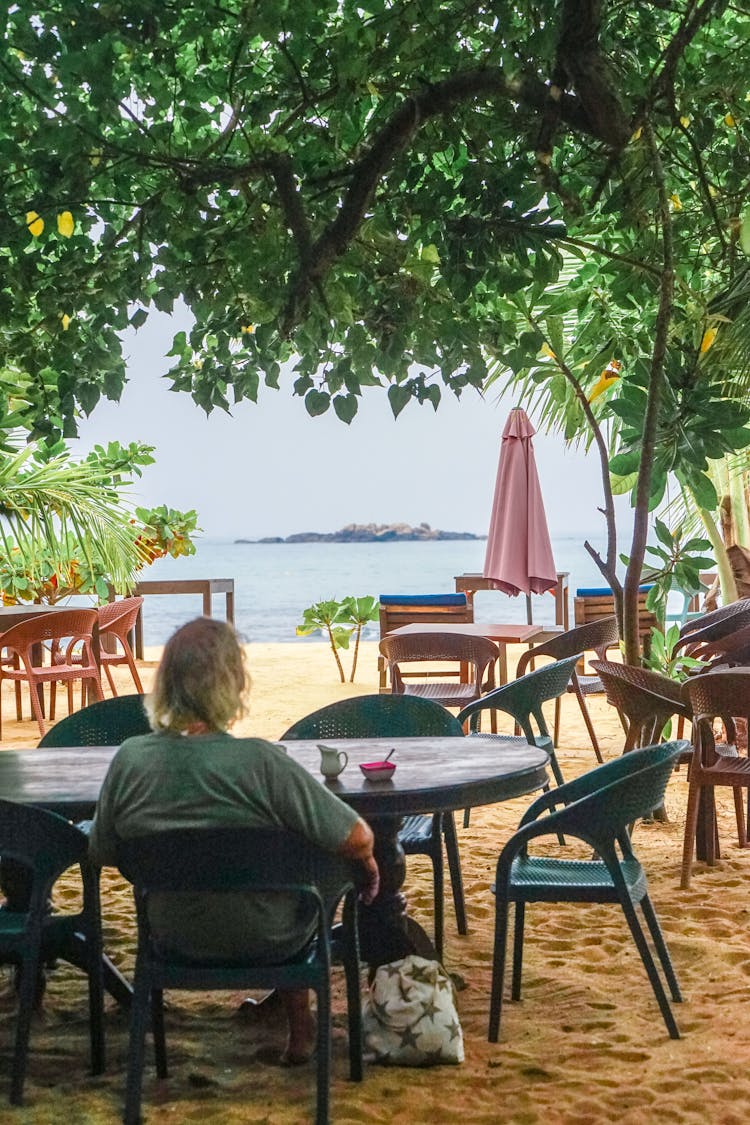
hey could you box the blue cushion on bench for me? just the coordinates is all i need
[379,594,468,607]
[575,586,653,597]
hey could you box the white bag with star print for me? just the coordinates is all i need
[362,955,464,1066]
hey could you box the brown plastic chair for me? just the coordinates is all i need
[681,670,750,888]
[675,598,750,656]
[0,609,103,737]
[516,616,621,762]
[592,661,692,753]
[97,597,144,695]
[378,631,498,709]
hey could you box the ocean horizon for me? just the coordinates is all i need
[136,535,617,646]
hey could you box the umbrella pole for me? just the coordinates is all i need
[526,593,533,625]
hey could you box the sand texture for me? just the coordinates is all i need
[1,641,749,1124]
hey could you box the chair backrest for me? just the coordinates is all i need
[98,596,143,638]
[38,693,151,747]
[684,670,750,723]
[516,615,619,675]
[592,660,691,722]
[282,693,464,740]
[536,741,686,847]
[684,670,750,768]
[0,799,87,885]
[378,594,473,639]
[457,654,580,740]
[675,598,750,652]
[0,608,99,664]
[379,631,498,693]
[116,827,356,917]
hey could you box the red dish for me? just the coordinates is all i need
[359,760,397,781]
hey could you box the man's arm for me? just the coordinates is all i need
[338,817,379,904]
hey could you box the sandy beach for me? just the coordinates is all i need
[1,640,749,1124]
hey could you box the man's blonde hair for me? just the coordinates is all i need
[147,617,249,733]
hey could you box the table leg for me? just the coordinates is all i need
[357,815,436,968]
[226,589,235,626]
[202,590,212,618]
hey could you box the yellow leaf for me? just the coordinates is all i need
[588,373,620,403]
[724,113,737,127]
[631,126,643,142]
[700,327,718,353]
[26,211,44,237]
[670,193,682,210]
[240,324,255,334]
[541,343,556,360]
[89,148,102,167]
[60,313,71,331]
[57,211,74,238]
[679,115,691,128]
[366,80,379,97]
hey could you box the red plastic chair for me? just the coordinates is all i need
[0,609,103,737]
[97,597,144,696]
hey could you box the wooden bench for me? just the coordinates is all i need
[574,586,657,650]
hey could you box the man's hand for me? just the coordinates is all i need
[339,817,379,902]
[358,854,380,904]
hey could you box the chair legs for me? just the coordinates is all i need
[618,894,680,1039]
[488,895,509,1043]
[443,813,467,937]
[124,962,151,1125]
[680,780,703,889]
[314,982,331,1125]
[571,675,604,763]
[510,901,525,1001]
[639,895,682,1004]
[10,948,40,1105]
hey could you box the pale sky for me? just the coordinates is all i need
[72,309,635,547]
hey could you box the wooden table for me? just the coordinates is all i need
[0,736,549,970]
[389,621,543,685]
[130,579,235,658]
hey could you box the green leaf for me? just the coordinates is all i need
[305,389,331,417]
[388,384,412,418]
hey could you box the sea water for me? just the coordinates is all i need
[138,537,612,646]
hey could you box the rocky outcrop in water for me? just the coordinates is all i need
[235,522,484,544]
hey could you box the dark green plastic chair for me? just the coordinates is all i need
[488,740,687,1044]
[116,827,360,1125]
[282,694,466,962]
[457,655,579,830]
[37,693,150,747]
[0,800,105,1105]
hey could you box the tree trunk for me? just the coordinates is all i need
[622,123,674,666]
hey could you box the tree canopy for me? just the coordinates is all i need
[2,0,748,443]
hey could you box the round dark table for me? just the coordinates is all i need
[0,736,549,968]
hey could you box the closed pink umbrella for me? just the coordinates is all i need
[483,408,557,612]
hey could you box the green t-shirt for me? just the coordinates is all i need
[89,731,360,962]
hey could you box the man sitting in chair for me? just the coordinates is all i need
[89,617,378,1065]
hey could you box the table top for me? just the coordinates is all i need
[389,622,543,644]
[0,604,71,630]
[0,736,549,821]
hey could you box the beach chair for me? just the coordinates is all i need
[457,654,580,790]
[681,671,750,888]
[0,800,105,1105]
[282,694,466,961]
[515,616,620,763]
[0,610,103,738]
[116,827,361,1125]
[488,741,686,1043]
[38,694,150,748]
[379,630,497,711]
